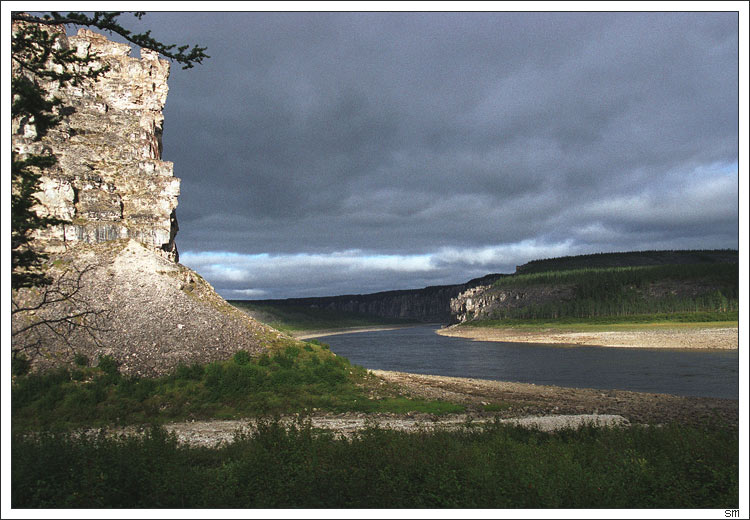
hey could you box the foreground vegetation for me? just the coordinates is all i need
[12,337,739,508]
[12,258,739,509]
[229,301,418,334]
[12,419,738,508]
[11,340,462,432]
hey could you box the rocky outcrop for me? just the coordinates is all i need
[250,274,507,324]
[449,250,738,324]
[450,285,575,324]
[12,26,180,260]
[11,27,280,375]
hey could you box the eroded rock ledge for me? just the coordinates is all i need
[12,27,180,261]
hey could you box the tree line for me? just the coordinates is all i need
[487,263,738,320]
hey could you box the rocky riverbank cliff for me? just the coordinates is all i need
[250,273,506,324]
[13,27,179,260]
[449,250,738,324]
[11,28,277,375]
[247,250,737,326]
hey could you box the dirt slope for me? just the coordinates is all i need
[12,239,284,376]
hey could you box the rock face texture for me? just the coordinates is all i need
[450,284,576,324]
[12,27,180,261]
[12,27,279,375]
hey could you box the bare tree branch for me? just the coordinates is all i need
[11,262,111,360]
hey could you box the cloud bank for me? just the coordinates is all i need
[116,11,738,299]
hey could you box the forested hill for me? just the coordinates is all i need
[233,249,738,325]
[515,249,737,274]
[452,251,738,324]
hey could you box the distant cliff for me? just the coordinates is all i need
[243,250,738,325]
[246,273,506,323]
[452,252,738,324]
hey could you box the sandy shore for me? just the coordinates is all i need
[437,325,738,350]
[294,324,428,340]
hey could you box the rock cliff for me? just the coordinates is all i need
[12,27,180,260]
[249,273,507,324]
[450,284,576,324]
[11,27,278,375]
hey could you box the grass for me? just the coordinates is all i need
[228,302,419,333]
[12,419,738,508]
[11,330,738,509]
[11,340,463,432]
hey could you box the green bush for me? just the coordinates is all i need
[284,345,301,358]
[175,363,204,381]
[312,358,348,386]
[11,340,465,428]
[74,353,89,367]
[10,421,738,508]
[271,352,294,369]
[233,350,251,365]
[11,354,30,376]
[97,355,120,378]
[203,362,224,391]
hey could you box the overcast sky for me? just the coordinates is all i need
[85,9,742,299]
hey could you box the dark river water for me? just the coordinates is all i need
[316,325,739,399]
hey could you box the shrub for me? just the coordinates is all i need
[233,350,251,366]
[223,363,265,395]
[74,353,90,367]
[307,339,330,350]
[204,362,224,391]
[97,355,120,377]
[284,345,301,358]
[11,354,31,376]
[272,352,294,369]
[269,367,302,388]
[313,358,348,386]
[10,422,739,508]
[175,363,204,381]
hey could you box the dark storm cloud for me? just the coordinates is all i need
[113,10,738,298]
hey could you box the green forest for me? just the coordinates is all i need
[484,263,738,321]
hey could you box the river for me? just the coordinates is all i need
[316,325,739,399]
